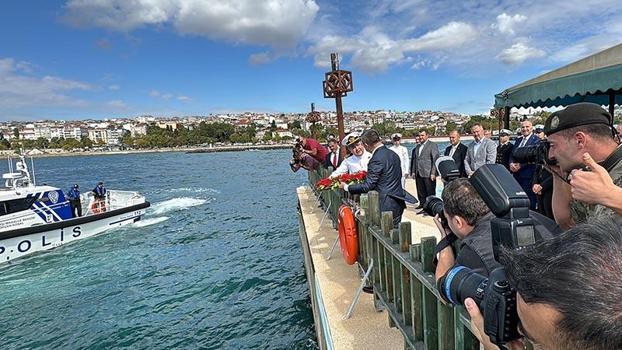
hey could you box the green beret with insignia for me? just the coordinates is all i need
[544,102,613,136]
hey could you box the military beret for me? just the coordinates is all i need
[544,102,613,136]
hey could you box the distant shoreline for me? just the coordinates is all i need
[0,144,293,159]
[2,135,475,159]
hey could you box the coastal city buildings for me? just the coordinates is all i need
[1,107,619,153]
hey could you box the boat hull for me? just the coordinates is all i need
[0,202,150,263]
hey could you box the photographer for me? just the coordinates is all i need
[465,218,622,350]
[434,178,499,281]
[299,134,328,164]
[289,138,320,172]
[544,103,622,228]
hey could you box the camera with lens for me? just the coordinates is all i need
[511,140,557,165]
[437,164,556,346]
[422,195,447,227]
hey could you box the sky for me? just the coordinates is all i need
[0,0,621,121]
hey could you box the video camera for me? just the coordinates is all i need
[420,156,460,226]
[434,164,553,346]
[511,140,557,165]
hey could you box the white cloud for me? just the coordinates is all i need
[249,52,273,65]
[403,22,478,51]
[493,13,527,35]
[108,84,120,90]
[107,99,127,109]
[150,89,189,101]
[63,0,319,49]
[308,22,476,73]
[496,41,545,65]
[0,58,91,113]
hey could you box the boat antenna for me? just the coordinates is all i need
[8,156,12,174]
[30,156,36,186]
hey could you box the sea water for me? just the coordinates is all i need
[0,150,315,349]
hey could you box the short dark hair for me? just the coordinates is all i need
[419,129,428,135]
[471,123,482,129]
[503,218,622,350]
[557,124,616,142]
[441,178,489,226]
[327,138,338,145]
[361,129,380,145]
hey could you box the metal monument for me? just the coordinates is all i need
[323,53,353,156]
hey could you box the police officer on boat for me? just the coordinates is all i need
[67,184,82,217]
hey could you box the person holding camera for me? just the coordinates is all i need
[544,103,622,228]
[299,134,328,164]
[434,178,499,281]
[465,218,622,350]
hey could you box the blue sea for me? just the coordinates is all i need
[0,150,315,349]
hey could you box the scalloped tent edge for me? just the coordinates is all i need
[494,43,622,110]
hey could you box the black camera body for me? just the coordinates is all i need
[436,164,545,346]
[440,266,519,344]
[511,140,557,165]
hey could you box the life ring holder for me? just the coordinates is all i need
[338,204,359,265]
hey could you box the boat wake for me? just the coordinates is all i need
[170,187,220,194]
[133,216,169,227]
[150,197,209,215]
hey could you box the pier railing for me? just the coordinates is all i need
[308,169,480,350]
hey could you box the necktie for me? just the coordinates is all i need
[519,136,528,148]
[333,153,337,167]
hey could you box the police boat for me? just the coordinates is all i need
[0,156,150,263]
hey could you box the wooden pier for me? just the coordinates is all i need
[297,167,481,350]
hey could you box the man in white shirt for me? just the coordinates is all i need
[389,133,410,188]
[329,133,372,178]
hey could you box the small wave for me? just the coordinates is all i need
[150,197,208,215]
[133,216,169,227]
[170,187,220,194]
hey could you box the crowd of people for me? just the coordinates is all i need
[293,102,622,350]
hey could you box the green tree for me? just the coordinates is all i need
[35,137,49,149]
[81,136,93,149]
[445,121,458,135]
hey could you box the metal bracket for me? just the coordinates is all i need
[342,259,374,320]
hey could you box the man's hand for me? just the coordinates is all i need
[532,183,542,195]
[430,174,436,181]
[509,163,521,172]
[465,298,524,350]
[432,214,450,238]
[569,153,622,206]
[339,182,347,190]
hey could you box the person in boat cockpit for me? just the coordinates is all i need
[92,181,107,213]
[67,184,82,217]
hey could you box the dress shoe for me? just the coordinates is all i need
[362,286,374,294]
[414,205,424,210]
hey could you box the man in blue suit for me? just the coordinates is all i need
[340,129,416,227]
[509,120,539,209]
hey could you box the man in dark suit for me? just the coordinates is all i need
[509,120,539,209]
[340,129,415,227]
[444,130,467,178]
[410,129,440,208]
[323,138,343,169]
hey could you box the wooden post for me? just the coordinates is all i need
[421,237,437,274]
[410,243,423,341]
[369,191,380,227]
[437,301,455,349]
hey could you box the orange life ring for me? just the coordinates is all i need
[338,204,358,265]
